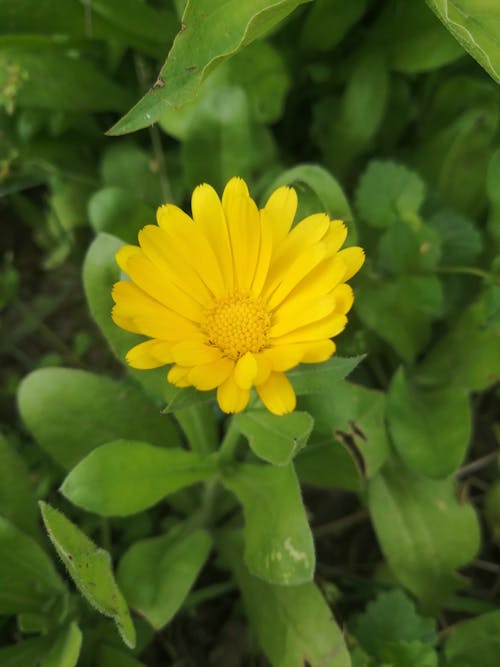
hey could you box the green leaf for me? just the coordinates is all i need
[0,516,64,615]
[301,0,367,52]
[264,164,355,239]
[40,622,82,667]
[221,462,314,585]
[325,53,389,173]
[353,590,436,658]
[40,502,136,649]
[426,0,500,84]
[97,645,145,667]
[375,2,464,73]
[180,85,276,192]
[108,0,308,135]
[0,433,39,539]
[355,161,425,228]
[288,355,365,396]
[118,527,212,629]
[100,143,163,208]
[301,381,389,479]
[444,611,500,667]
[295,437,363,492]
[219,530,351,667]
[429,210,483,265]
[379,641,438,667]
[235,410,313,466]
[368,462,480,610]
[356,278,431,361]
[417,294,500,391]
[18,368,181,470]
[88,187,155,244]
[61,440,216,516]
[0,44,132,112]
[387,369,471,477]
[484,480,500,546]
[0,636,54,667]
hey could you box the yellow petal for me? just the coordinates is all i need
[111,307,142,334]
[188,358,234,391]
[138,225,213,304]
[125,252,203,322]
[126,340,173,369]
[270,295,335,338]
[264,213,330,297]
[323,220,348,256]
[112,281,201,340]
[332,283,354,314]
[115,245,141,273]
[234,352,258,389]
[251,208,274,297]
[253,352,272,385]
[222,179,260,291]
[156,202,193,230]
[167,364,191,387]
[272,313,347,345]
[263,185,297,246]
[262,345,305,372]
[217,375,250,413]
[267,244,327,310]
[171,341,222,366]
[300,339,336,363]
[336,247,365,280]
[191,183,234,289]
[256,372,296,415]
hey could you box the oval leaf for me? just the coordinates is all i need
[222,463,315,585]
[61,440,216,516]
[118,527,212,629]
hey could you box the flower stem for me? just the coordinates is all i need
[218,416,242,464]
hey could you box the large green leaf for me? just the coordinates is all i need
[61,440,216,516]
[235,410,313,466]
[444,611,500,667]
[368,462,480,610]
[387,368,471,477]
[18,368,181,470]
[108,0,309,135]
[0,516,64,615]
[40,502,135,649]
[219,530,351,667]
[426,0,500,84]
[0,43,132,111]
[118,527,212,629]
[0,433,39,539]
[221,462,314,585]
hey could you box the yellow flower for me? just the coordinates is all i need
[112,177,364,415]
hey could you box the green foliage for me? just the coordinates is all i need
[219,530,351,667]
[40,502,135,649]
[368,463,480,610]
[61,441,217,516]
[3,0,500,664]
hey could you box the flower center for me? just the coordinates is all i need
[203,292,271,360]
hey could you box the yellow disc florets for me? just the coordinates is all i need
[203,292,271,359]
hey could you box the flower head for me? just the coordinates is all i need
[112,177,364,415]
